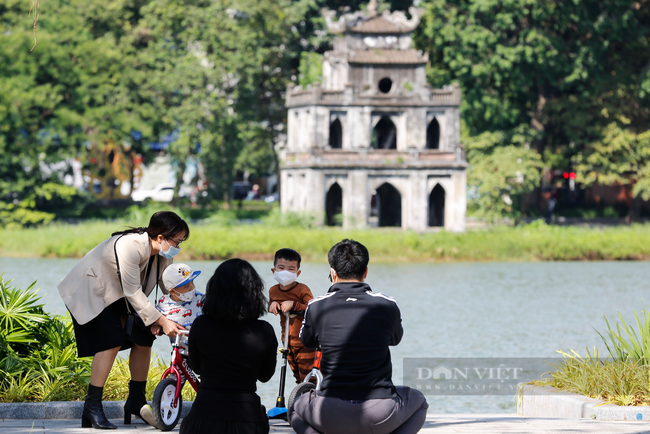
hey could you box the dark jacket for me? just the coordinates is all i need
[299,281,403,400]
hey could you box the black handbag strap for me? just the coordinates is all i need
[114,234,159,314]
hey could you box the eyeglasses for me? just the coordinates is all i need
[168,238,183,248]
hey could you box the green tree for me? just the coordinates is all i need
[464,124,543,221]
[417,0,650,217]
[0,0,141,224]
[575,118,650,219]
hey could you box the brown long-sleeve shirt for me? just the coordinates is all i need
[269,282,314,347]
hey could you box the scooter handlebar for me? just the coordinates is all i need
[288,310,305,316]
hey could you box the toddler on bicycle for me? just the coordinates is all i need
[151,263,204,355]
[269,248,316,383]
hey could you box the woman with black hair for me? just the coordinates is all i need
[180,258,278,434]
[57,211,189,429]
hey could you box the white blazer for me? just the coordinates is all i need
[57,233,172,326]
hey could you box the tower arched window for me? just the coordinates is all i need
[372,116,397,149]
[426,118,440,149]
[429,184,445,227]
[329,118,342,149]
[326,183,343,226]
[371,183,401,227]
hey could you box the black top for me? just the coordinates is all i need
[299,281,403,400]
[188,315,278,393]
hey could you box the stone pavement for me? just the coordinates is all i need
[2,414,650,433]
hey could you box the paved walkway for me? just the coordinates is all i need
[2,414,650,433]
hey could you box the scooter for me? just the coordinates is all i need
[286,345,322,424]
[267,312,292,420]
[151,330,200,431]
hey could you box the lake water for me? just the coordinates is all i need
[1,258,648,413]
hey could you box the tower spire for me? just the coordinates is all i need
[368,0,378,17]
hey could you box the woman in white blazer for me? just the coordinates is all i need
[57,211,189,429]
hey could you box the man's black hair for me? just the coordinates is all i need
[274,248,302,267]
[327,239,368,280]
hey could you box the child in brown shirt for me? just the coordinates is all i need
[269,248,316,383]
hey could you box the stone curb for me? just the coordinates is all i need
[0,401,193,420]
[517,383,650,421]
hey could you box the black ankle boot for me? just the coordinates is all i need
[81,384,117,429]
[124,380,150,425]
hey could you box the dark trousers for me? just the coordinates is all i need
[289,386,428,434]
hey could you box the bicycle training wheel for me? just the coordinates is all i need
[152,377,183,431]
[287,382,315,424]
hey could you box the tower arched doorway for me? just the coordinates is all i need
[426,118,440,149]
[326,183,343,226]
[429,184,445,227]
[372,116,397,149]
[375,183,401,227]
[329,118,342,149]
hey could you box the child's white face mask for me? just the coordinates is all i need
[173,288,195,302]
[274,270,298,287]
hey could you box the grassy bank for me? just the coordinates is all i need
[1,218,650,262]
[526,350,650,407]
[525,306,650,407]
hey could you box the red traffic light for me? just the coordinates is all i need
[563,172,569,179]
[569,172,576,180]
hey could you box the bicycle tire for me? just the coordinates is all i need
[152,377,183,431]
[286,382,315,425]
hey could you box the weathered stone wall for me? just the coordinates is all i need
[281,165,467,232]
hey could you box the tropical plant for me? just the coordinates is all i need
[594,303,650,364]
[526,305,650,407]
[0,275,91,402]
[0,275,49,358]
[527,348,650,406]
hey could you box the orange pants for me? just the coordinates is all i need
[288,345,316,384]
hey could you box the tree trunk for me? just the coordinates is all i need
[171,160,186,207]
[272,134,281,205]
[221,168,231,210]
[627,194,643,224]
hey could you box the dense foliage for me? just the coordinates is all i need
[0,275,90,401]
[1,0,649,222]
[417,0,650,219]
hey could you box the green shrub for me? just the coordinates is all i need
[528,349,650,406]
[0,275,91,402]
[526,304,650,406]
[0,183,91,228]
[595,304,650,364]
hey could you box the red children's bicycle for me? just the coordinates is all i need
[151,330,200,431]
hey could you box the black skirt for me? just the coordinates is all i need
[71,298,155,358]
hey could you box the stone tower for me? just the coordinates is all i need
[279,2,467,231]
